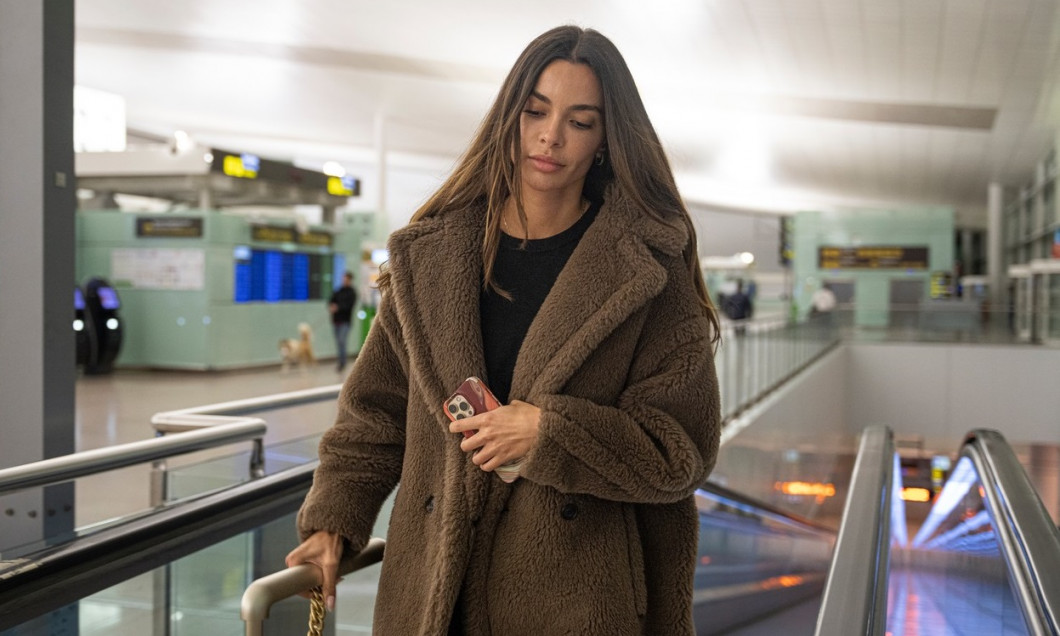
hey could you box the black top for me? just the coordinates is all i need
[479,200,601,403]
[329,286,357,324]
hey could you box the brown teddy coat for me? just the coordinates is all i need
[297,190,720,635]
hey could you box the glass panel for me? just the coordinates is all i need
[693,488,835,634]
[166,434,322,502]
[171,531,250,635]
[2,500,392,636]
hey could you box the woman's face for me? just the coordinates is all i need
[518,60,605,200]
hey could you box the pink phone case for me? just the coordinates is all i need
[443,377,501,437]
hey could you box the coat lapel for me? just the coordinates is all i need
[386,204,488,416]
[509,194,685,400]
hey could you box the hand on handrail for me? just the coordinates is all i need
[241,536,385,626]
[285,530,345,610]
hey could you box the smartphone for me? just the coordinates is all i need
[444,377,522,483]
[443,377,501,438]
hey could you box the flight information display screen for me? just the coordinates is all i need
[234,247,324,303]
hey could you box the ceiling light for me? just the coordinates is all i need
[322,161,346,177]
[172,130,194,153]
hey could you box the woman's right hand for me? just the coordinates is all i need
[285,530,344,611]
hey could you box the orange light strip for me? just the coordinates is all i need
[774,481,836,498]
[900,487,931,502]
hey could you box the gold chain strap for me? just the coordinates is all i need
[307,586,327,636]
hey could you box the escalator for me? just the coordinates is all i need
[817,428,1060,636]
[1,427,1057,635]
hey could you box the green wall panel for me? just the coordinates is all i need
[76,210,367,370]
[791,207,954,327]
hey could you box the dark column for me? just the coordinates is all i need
[0,0,77,558]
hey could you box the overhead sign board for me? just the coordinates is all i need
[210,149,360,198]
[136,216,204,238]
[251,224,333,247]
[819,246,929,270]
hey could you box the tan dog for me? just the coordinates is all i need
[279,323,315,370]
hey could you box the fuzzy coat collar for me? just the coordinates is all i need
[384,188,688,420]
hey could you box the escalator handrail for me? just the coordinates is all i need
[0,383,345,497]
[962,429,1060,635]
[0,419,266,496]
[0,461,317,631]
[151,383,343,420]
[814,425,893,636]
[701,480,837,536]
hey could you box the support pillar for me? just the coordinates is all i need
[987,182,1005,312]
[373,112,388,241]
[0,0,77,549]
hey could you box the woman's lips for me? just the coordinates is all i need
[528,155,563,173]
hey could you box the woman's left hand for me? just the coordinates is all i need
[449,400,540,471]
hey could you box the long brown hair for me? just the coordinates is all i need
[378,25,720,344]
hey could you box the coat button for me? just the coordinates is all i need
[425,496,435,513]
[560,503,579,521]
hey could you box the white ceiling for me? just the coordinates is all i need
[74,0,1060,227]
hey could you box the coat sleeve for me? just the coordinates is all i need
[296,295,408,551]
[519,265,720,505]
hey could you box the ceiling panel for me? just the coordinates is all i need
[71,0,1060,227]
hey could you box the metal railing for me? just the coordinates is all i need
[241,538,386,636]
[716,316,840,422]
[145,385,341,635]
[0,384,343,501]
[0,420,265,497]
[962,429,1060,635]
[148,384,341,505]
[814,425,894,636]
[0,463,317,631]
[0,383,345,634]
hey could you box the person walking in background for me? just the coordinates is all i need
[811,282,837,329]
[327,271,357,372]
[724,279,754,334]
[288,25,721,634]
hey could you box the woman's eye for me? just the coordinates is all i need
[571,120,593,130]
[523,109,544,117]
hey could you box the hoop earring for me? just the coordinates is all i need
[595,151,605,167]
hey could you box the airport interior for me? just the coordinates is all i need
[3,1,1060,634]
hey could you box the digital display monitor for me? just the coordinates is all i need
[97,287,120,310]
[234,248,317,303]
[74,287,85,311]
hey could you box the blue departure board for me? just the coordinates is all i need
[234,248,318,303]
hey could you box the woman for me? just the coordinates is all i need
[287,25,721,635]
